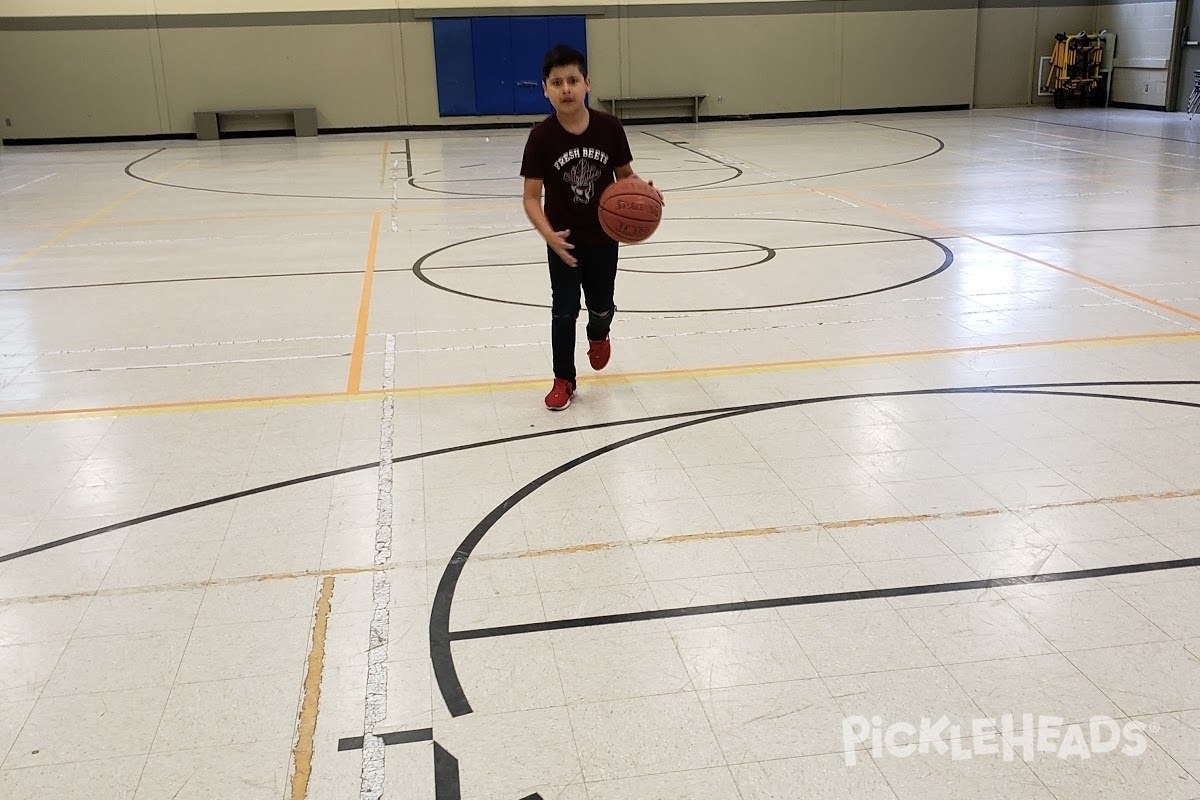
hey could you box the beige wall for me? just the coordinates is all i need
[844,9,978,109]
[156,23,408,131]
[0,28,165,138]
[621,13,840,116]
[1097,0,1178,105]
[0,1,1181,141]
[974,4,1040,107]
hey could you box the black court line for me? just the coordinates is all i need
[7,220,1200,294]
[997,115,1200,146]
[338,727,433,751]
[426,384,1200,717]
[123,121,941,201]
[0,269,365,292]
[993,221,1200,238]
[340,732,540,800]
[404,132,746,198]
[450,555,1200,643]
[0,403,760,564]
[434,742,460,800]
[422,240,777,275]
[126,149,390,201]
[0,236,924,292]
[6,380,1197,568]
[120,123,940,202]
[6,380,1200,766]
[413,165,728,185]
[10,219,1200,293]
[411,217,953,314]
[418,237,920,274]
[123,148,481,202]
[662,122,946,193]
[641,130,745,191]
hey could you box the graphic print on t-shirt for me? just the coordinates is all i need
[563,158,602,204]
[520,113,632,243]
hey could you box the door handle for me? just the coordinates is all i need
[516,81,538,87]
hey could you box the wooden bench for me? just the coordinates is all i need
[194,107,318,141]
[599,95,706,123]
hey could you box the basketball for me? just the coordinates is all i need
[598,177,662,244]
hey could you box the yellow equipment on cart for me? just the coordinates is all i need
[1045,32,1106,108]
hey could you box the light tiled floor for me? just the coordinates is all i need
[2,107,1200,799]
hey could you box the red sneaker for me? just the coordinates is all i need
[587,337,611,371]
[544,378,576,410]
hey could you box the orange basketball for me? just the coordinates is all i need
[598,177,662,244]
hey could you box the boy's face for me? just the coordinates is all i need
[542,64,589,113]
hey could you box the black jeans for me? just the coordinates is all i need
[548,239,619,382]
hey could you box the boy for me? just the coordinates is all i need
[520,45,662,410]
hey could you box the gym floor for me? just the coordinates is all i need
[2,107,1200,799]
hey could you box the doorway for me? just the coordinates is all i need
[1173,0,1200,111]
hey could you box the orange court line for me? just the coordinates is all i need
[827,188,1200,326]
[289,576,335,800]
[102,209,379,227]
[0,159,193,275]
[346,212,383,394]
[4,329,1200,424]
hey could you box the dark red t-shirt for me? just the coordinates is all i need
[519,109,633,244]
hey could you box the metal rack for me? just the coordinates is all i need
[1041,32,1110,108]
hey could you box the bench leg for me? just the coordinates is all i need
[693,98,699,123]
[293,108,318,137]
[194,111,220,141]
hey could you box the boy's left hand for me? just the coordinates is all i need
[646,179,665,206]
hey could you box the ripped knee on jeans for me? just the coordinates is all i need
[587,307,613,322]
[552,309,580,322]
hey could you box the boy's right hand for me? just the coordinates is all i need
[548,229,577,267]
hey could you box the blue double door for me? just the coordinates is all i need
[433,16,587,116]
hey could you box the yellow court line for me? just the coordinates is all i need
[347,212,383,394]
[21,174,1128,235]
[289,575,335,800]
[103,209,379,227]
[11,479,1200,605]
[380,140,390,186]
[970,133,1198,206]
[827,188,1200,326]
[0,160,193,275]
[387,329,1200,398]
[4,329,1200,424]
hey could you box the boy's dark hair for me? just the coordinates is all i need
[542,45,587,80]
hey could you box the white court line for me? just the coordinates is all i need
[1012,138,1198,170]
[0,173,58,196]
[375,304,1126,355]
[50,231,350,248]
[18,351,371,375]
[1081,286,1194,328]
[14,334,363,356]
[4,294,1136,361]
[360,333,396,800]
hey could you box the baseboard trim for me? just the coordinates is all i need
[3,132,195,146]
[2,103,972,145]
[1108,101,1168,112]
